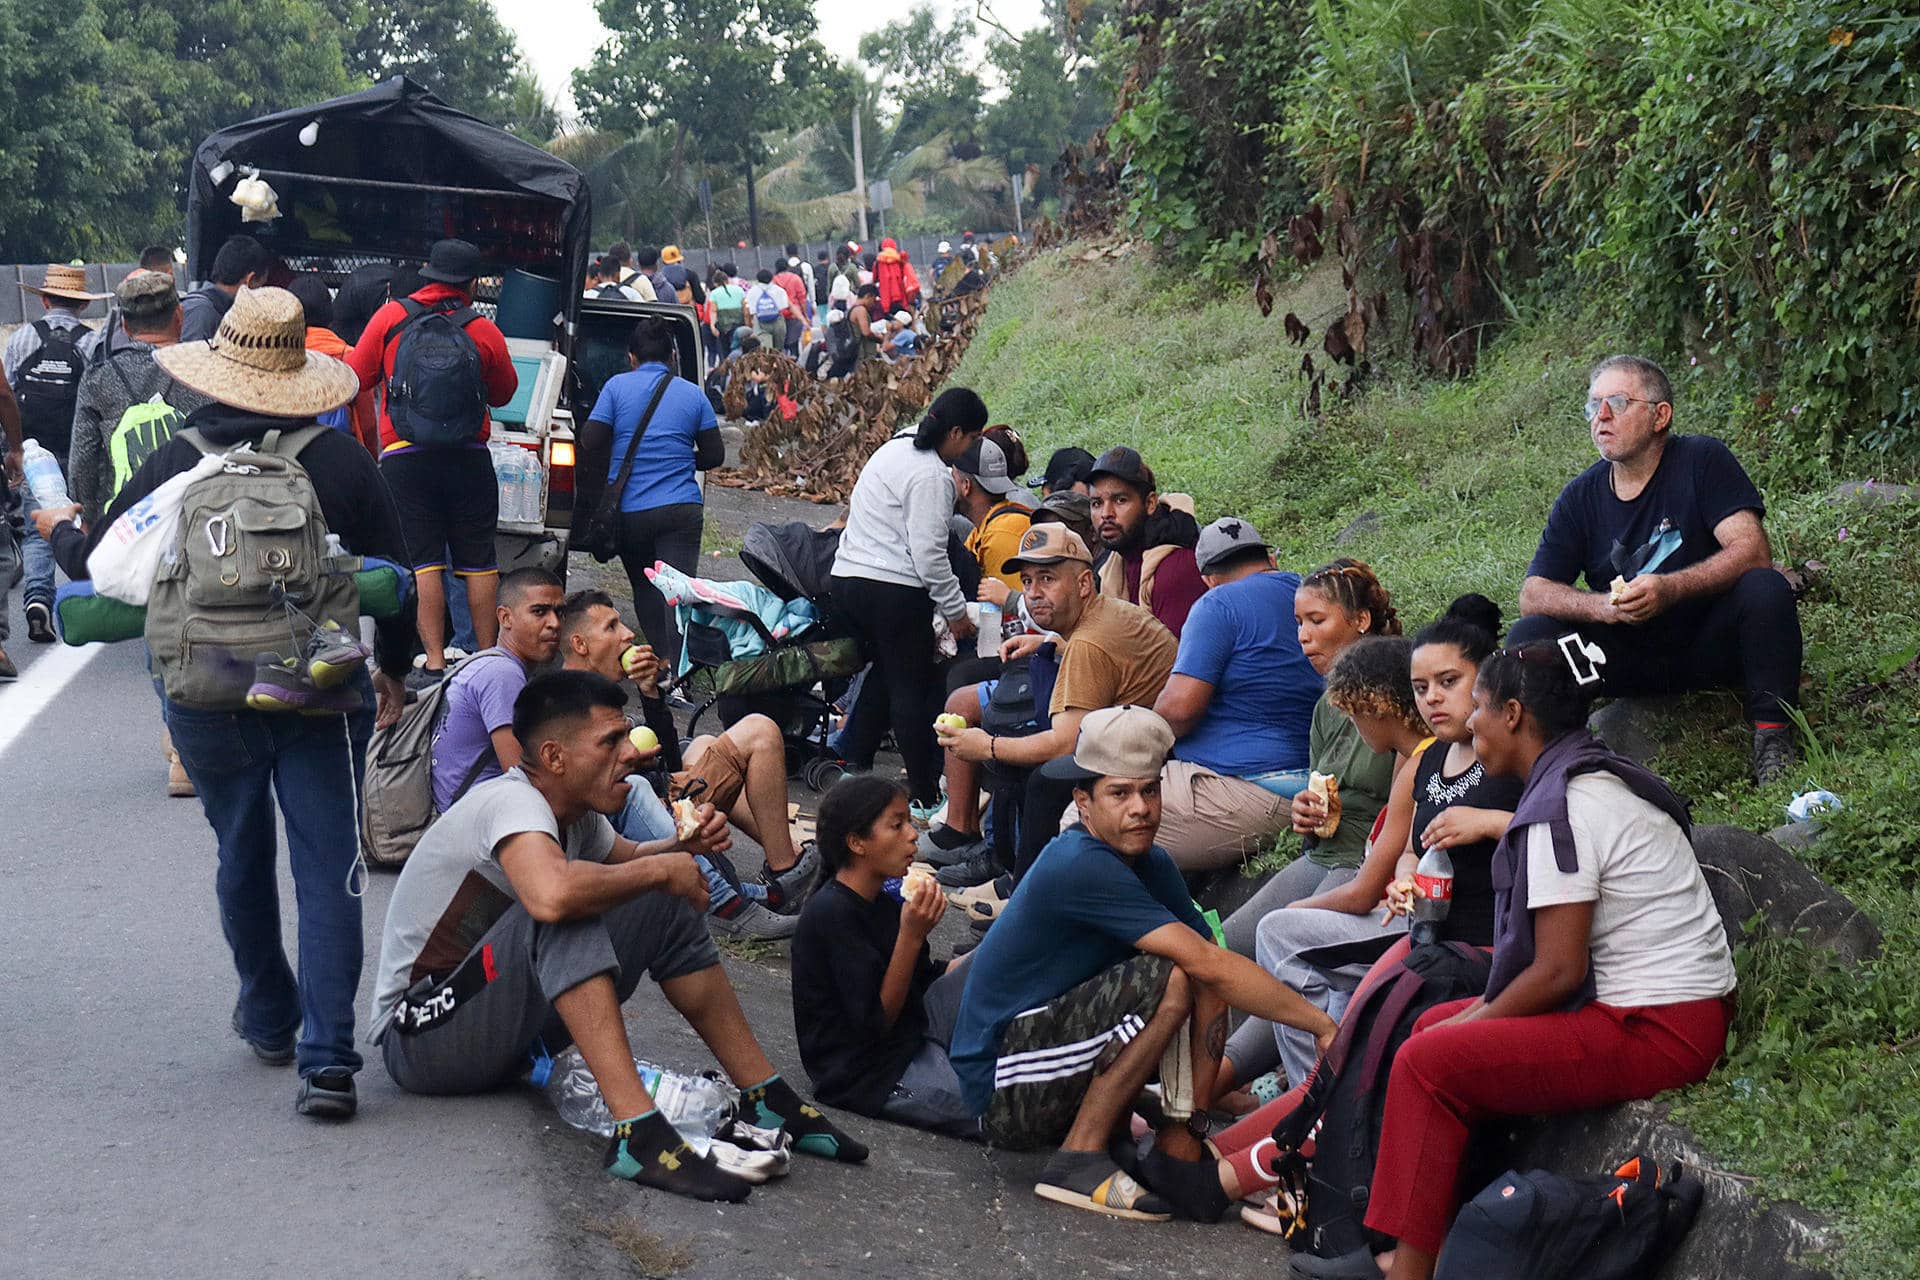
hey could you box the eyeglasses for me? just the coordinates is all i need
[1583,393,1660,421]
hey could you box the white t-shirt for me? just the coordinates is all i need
[1525,772,1734,1008]
[368,769,616,1040]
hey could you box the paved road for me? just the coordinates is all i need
[0,498,1297,1279]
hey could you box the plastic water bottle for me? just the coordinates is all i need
[536,1046,737,1147]
[21,440,71,510]
[1410,844,1454,946]
[976,601,1001,659]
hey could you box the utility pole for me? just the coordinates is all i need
[1010,161,1024,236]
[852,105,869,242]
[746,152,759,248]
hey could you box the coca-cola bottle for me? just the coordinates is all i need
[1410,844,1454,947]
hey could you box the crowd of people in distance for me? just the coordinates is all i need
[2,221,1795,1270]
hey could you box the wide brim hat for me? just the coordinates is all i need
[154,286,359,417]
[23,263,111,303]
[418,238,483,285]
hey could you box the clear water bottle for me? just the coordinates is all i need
[535,1046,737,1147]
[1410,844,1454,946]
[975,601,1001,659]
[21,440,72,510]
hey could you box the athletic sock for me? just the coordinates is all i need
[603,1109,752,1202]
[1140,1147,1232,1222]
[742,1074,869,1163]
[1224,1139,1282,1197]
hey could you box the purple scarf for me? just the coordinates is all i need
[1484,730,1693,1006]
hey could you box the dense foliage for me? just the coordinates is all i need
[1108,0,1920,458]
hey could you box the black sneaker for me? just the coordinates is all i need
[918,823,989,867]
[1752,725,1797,787]
[24,601,54,644]
[295,1067,357,1120]
[759,840,821,912]
[304,621,370,689]
[935,851,1001,888]
[231,1006,296,1066]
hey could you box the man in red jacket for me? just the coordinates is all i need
[347,239,519,684]
[770,260,809,357]
[874,238,908,314]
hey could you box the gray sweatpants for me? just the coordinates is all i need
[1256,906,1405,1086]
[381,891,720,1095]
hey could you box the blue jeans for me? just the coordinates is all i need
[446,572,478,652]
[164,677,373,1076]
[18,487,56,611]
[615,773,766,910]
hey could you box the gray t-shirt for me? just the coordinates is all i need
[368,768,616,1041]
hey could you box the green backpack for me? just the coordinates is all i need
[144,425,362,709]
[103,355,187,499]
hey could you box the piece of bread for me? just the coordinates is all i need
[1307,771,1341,839]
[672,798,703,841]
[902,868,938,903]
[1608,574,1629,605]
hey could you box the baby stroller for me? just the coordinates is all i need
[668,520,865,791]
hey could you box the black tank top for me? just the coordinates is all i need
[1411,742,1524,946]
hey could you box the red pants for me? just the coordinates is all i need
[1364,994,1734,1255]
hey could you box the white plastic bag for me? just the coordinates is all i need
[87,453,227,604]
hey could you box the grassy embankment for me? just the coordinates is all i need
[953,248,1920,1279]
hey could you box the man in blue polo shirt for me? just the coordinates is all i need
[1151,516,1323,870]
[948,705,1335,1222]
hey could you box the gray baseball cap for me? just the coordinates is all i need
[955,434,1021,495]
[1194,516,1272,574]
[1039,705,1176,783]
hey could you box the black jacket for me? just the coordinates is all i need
[50,404,419,676]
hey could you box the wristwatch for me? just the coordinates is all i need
[1185,1110,1214,1140]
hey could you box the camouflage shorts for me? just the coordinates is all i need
[982,952,1175,1151]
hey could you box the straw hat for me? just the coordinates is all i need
[22,263,111,303]
[154,286,359,417]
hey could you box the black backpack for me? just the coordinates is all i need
[1435,1156,1705,1280]
[384,297,487,446]
[1271,941,1493,1261]
[17,320,86,457]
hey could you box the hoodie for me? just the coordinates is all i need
[874,239,908,314]
[1096,498,1205,637]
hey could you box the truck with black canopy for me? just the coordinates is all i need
[185,75,703,582]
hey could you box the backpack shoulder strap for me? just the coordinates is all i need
[260,423,332,461]
[173,426,218,456]
[105,347,142,399]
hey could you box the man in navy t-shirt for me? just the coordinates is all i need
[948,705,1336,1223]
[1151,516,1323,871]
[1511,354,1803,784]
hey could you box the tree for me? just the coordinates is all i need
[323,0,529,127]
[0,0,144,260]
[980,24,1114,209]
[573,0,833,237]
[857,4,983,142]
[91,0,353,254]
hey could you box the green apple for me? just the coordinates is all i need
[628,725,660,753]
[934,713,968,733]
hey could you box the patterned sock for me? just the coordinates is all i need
[742,1074,869,1163]
[603,1109,752,1202]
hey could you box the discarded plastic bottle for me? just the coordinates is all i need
[536,1045,736,1146]
[22,440,72,511]
[975,601,1001,659]
[1410,843,1454,947]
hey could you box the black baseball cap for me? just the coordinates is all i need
[1029,446,1096,491]
[1087,446,1157,493]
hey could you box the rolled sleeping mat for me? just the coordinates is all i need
[54,558,413,646]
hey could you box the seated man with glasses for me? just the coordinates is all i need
[1508,354,1803,785]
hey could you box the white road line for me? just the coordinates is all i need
[0,642,107,757]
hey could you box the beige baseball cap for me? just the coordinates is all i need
[1040,705,1175,783]
[1002,523,1094,575]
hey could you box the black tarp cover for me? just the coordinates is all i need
[186,76,591,337]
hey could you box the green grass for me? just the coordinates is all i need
[955,249,1920,1278]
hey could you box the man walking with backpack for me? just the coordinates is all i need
[348,239,519,686]
[38,286,418,1120]
[744,269,791,354]
[6,263,108,643]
